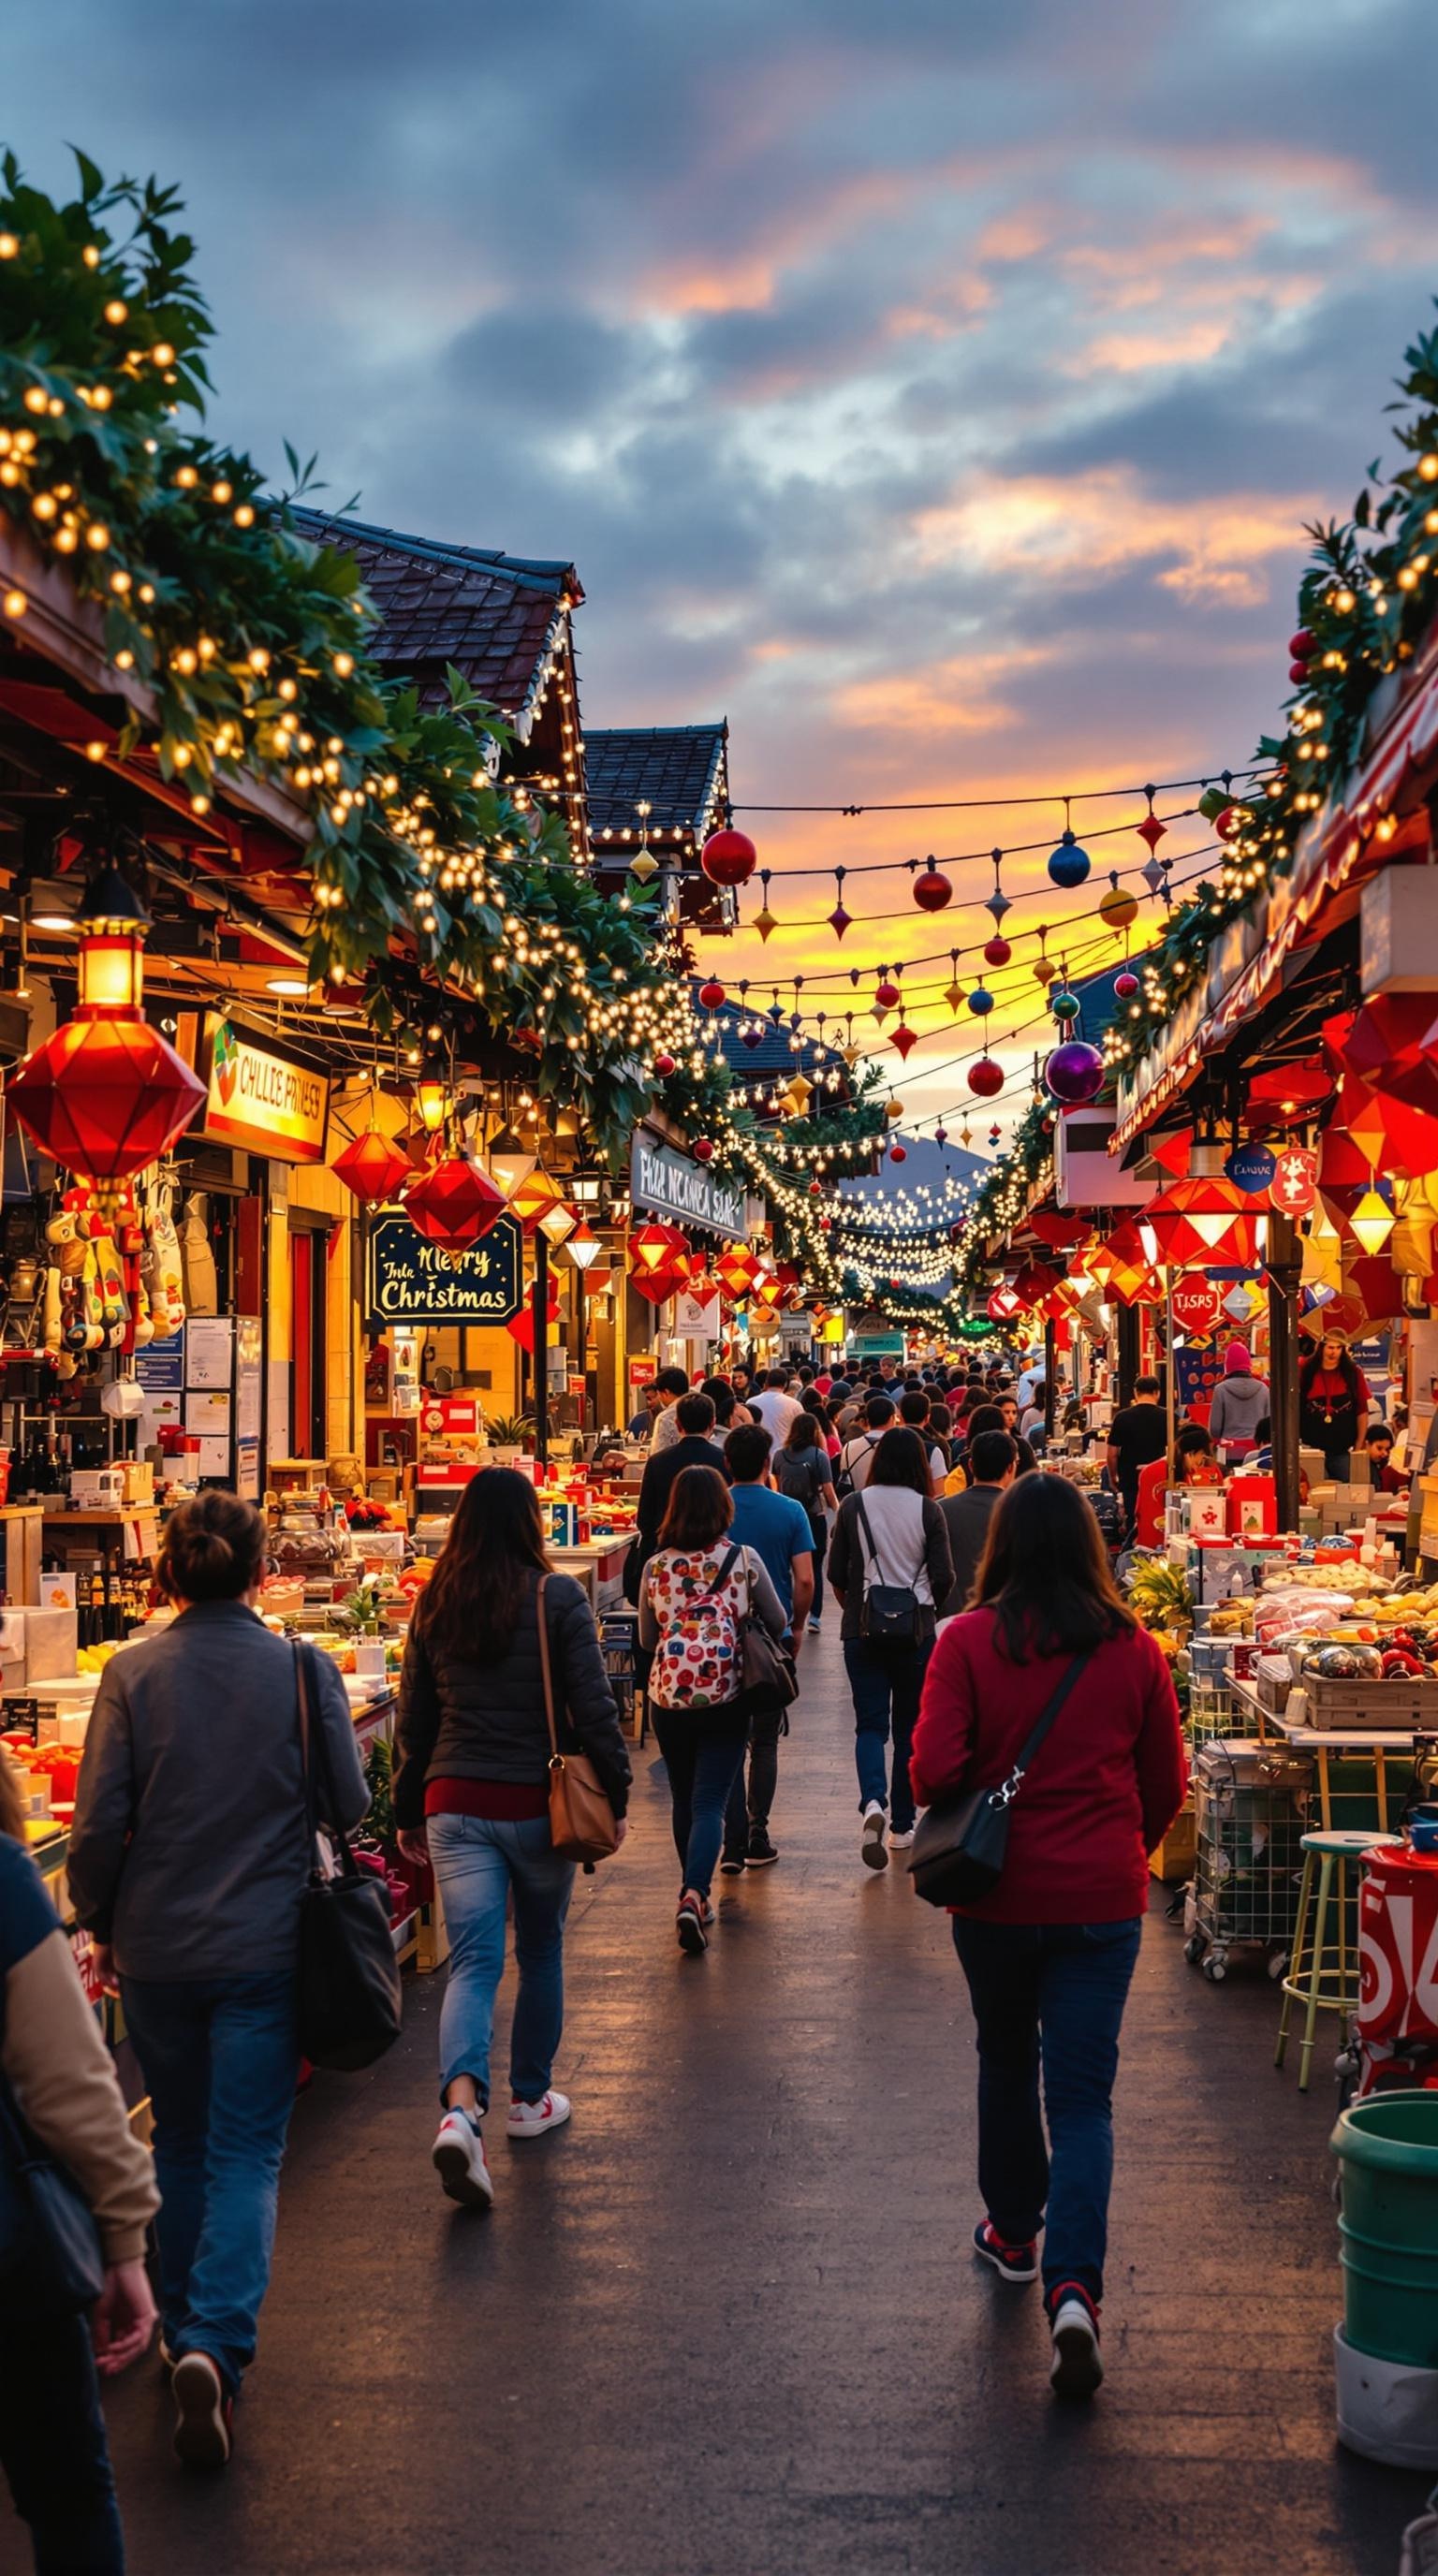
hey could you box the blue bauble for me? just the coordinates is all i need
[967,986,994,1017]
[1047,832,1092,889]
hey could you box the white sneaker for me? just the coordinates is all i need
[432,2107,494,2208]
[861,1802,889,1870]
[888,1825,916,1849]
[1049,2291,1104,2399]
[506,2089,572,2140]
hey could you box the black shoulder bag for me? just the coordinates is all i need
[854,1492,922,1646]
[294,1643,404,2072]
[0,2068,106,2318]
[908,1650,1093,1907]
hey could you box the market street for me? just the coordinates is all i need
[97,1631,1425,2576]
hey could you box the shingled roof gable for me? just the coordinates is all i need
[586,722,728,843]
[287,508,580,733]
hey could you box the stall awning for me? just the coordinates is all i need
[1112,636,1438,1152]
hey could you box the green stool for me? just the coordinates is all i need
[1275,1831,1379,2092]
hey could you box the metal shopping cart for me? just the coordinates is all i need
[1183,1737,1315,1983]
[599,1612,642,1742]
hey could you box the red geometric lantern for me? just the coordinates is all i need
[404,1154,506,1255]
[1338,995,1438,1120]
[630,1222,681,1274]
[700,829,757,887]
[508,1166,567,1236]
[1010,1260,1059,1307]
[987,1286,1022,1322]
[332,1127,413,1208]
[7,877,205,1183]
[714,1245,758,1300]
[891,1025,917,1061]
[507,1283,561,1352]
[1138,1175,1259,1266]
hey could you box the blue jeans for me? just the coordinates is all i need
[950,1916,1144,2306]
[653,1712,748,1899]
[0,2309,125,2572]
[844,1636,931,1832]
[428,1812,574,2110]
[120,1969,299,2399]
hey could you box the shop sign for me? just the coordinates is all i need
[420,1395,483,1438]
[630,1137,745,1240]
[674,1290,722,1339]
[364,1209,522,1325]
[1170,1278,1223,1335]
[1225,1142,1276,1196]
[1270,1145,1318,1217]
[200,1016,330,1164]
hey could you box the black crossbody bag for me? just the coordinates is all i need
[854,1492,923,1646]
[294,1643,404,2072]
[0,2068,106,2318]
[908,1651,1092,1907]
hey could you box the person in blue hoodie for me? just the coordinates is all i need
[1206,1342,1269,1462]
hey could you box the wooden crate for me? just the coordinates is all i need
[1299,1673,1438,1729]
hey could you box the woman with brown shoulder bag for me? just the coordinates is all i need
[394,1470,632,2210]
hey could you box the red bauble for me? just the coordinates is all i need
[1288,661,1310,685]
[874,979,901,1009]
[693,1137,714,1163]
[697,980,726,1011]
[1289,629,1315,656]
[983,935,1012,968]
[700,828,757,887]
[653,1052,677,1079]
[808,1179,822,1195]
[913,867,953,912]
[1113,970,1138,999]
[968,1057,1004,1098]
[8,1015,206,1183]
[889,1144,907,1163]
[1214,806,1242,842]
[332,1128,414,1207]
[404,1155,506,1254]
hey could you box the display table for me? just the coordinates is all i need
[551,1535,633,1610]
[1266,1710,1418,1837]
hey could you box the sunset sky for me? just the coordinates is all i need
[8,0,1438,1146]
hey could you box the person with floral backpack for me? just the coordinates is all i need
[638,1466,786,1954]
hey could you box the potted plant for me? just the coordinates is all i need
[487,1413,531,1465]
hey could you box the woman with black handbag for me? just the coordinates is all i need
[67,1490,368,2471]
[909,1473,1185,2402]
[393,1471,631,2211]
[0,1751,157,2570]
[826,1427,953,1871]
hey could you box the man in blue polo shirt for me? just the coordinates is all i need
[718,1422,815,1874]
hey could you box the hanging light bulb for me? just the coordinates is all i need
[565,1220,603,1270]
[415,1076,449,1134]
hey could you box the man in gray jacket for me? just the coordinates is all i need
[1206,1341,1270,1460]
[938,1430,1016,1620]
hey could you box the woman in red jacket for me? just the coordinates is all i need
[910,1472,1186,2402]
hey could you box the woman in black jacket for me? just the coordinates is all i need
[395,1470,631,2209]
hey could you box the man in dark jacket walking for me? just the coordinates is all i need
[628,1393,733,1598]
[938,1430,1016,1619]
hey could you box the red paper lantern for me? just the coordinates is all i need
[913,866,953,912]
[1139,1176,1259,1266]
[700,828,757,887]
[631,1222,680,1274]
[404,1155,506,1255]
[332,1128,413,1207]
[1010,1260,1059,1307]
[1339,994,1438,1121]
[7,881,206,1183]
[506,1284,561,1351]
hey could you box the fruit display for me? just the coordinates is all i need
[1127,1559,1195,1635]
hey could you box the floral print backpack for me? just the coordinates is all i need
[647,1544,745,1712]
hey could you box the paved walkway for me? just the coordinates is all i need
[101,1630,1428,2576]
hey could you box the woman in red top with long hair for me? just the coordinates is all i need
[910,1472,1185,2402]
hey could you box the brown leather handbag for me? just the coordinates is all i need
[536,1575,621,1865]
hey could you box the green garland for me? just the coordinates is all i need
[0,152,694,1163]
[1107,315,1438,1071]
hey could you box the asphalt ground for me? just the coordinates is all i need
[97,1624,1430,2576]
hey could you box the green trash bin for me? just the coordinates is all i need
[1331,2092,1438,2369]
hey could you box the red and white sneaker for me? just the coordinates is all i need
[973,2219,1039,2284]
[1049,2283,1104,2399]
[171,2349,233,2468]
[506,2089,572,2140]
[432,2106,495,2208]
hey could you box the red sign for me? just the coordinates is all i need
[420,1396,482,1438]
[1170,1277,1223,1335]
[1357,1843,1438,2074]
[1269,1145,1318,1217]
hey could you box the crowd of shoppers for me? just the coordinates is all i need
[0,1337,1188,2574]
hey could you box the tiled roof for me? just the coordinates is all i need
[287,509,579,725]
[586,724,727,842]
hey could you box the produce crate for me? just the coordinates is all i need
[1188,1679,1236,1747]
[1298,1676,1438,1729]
[1150,1797,1197,1883]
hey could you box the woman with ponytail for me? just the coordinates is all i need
[67,1490,368,2470]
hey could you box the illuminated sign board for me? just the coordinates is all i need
[201,1017,330,1164]
[364,1209,523,1327]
